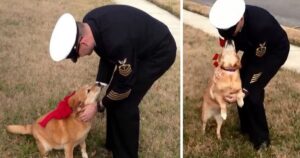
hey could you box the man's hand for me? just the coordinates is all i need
[79,103,97,122]
[224,94,237,103]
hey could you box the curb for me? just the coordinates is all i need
[146,0,180,18]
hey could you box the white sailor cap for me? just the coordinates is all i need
[209,0,246,29]
[49,13,79,62]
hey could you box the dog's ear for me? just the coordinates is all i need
[237,50,244,59]
[68,94,82,110]
[236,51,243,69]
[234,61,242,69]
[225,40,235,48]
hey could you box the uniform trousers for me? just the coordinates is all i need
[238,44,289,149]
[105,33,176,158]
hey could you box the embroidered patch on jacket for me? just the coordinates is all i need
[250,72,262,84]
[107,89,132,101]
[118,58,132,77]
[256,42,267,57]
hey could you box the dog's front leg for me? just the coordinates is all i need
[64,144,75,158]
[237,90,245,107]
[80,141,88,158]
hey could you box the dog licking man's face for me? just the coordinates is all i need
[219,42,241,70]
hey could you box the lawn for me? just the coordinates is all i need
[184,24,300,158]
[147,0,180,17]
[0,0,179,157]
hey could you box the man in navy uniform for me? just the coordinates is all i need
[209,0,290,150]
[49,5,176,158]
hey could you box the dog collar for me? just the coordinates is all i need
[221,66,237,72]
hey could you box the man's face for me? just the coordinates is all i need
[77,37,94,57]
[233,17,244,36]
[218,17,244,39]
[218,24,237,39]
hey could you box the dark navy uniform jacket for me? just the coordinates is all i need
[83,5,171,106]
[233,5,290,93]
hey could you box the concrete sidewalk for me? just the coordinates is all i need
[114,0,180,50]
[184,9,300,73]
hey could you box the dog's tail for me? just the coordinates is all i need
[6,124,32,135]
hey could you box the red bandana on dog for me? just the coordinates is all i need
[212,53,219,67]
[219,37,226,47]
[39,92,75,128]
[212,38,227,67]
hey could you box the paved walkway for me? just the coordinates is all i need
[184,9,300,73]
[114,0,180,50]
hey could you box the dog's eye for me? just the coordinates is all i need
[87,89,90,93]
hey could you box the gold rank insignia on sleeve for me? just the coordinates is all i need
[250,72,262,84]
[256,42,267,57]
[118,58,132,77]
[107,89,132,101]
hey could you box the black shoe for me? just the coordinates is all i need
[240,128,248,135]
[239,126,249,135]
[104,144,113,151]
[254,139,270,151]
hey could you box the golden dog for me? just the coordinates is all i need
[6,84,101,158]
[201,40,245,140]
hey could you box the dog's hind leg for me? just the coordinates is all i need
[36,140,49,158]
[80,141,88,158]
[214,115,224,140]
[209,84,215,99]
[201,102,212,135]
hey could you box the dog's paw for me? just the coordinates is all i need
[217,134,222,140]
[221,112,227,120]
[82,152,88,158]
[237,99,244,107]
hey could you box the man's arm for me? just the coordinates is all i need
[96,58,115,85]
[101,44,136,107]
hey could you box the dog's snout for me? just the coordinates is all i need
[91,84,101,92]
[96,82,101,87]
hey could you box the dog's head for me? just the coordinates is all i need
[68,84,101,109]
[218,40,241,70]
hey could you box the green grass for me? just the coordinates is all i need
[184,25,300,158]
[0,0,179,157]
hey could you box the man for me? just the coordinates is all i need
[49,5,176,158]
[209,0,290,150]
